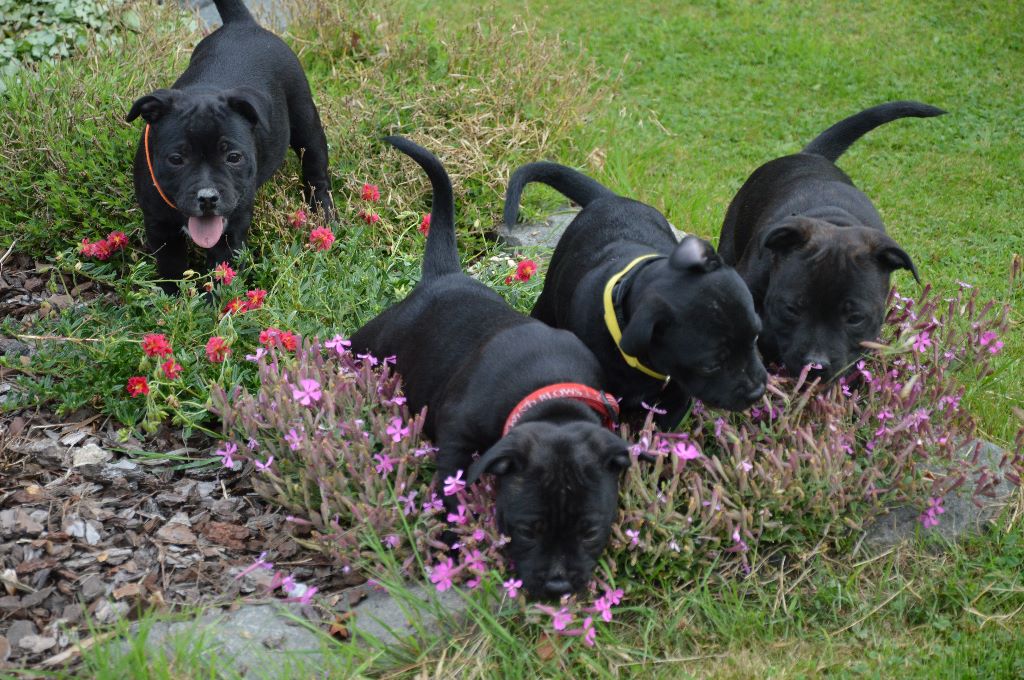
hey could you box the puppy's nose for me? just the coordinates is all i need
[197,188,220,212]
[803,355,832,380]
[544,579,573,598]
[744,381,766,402]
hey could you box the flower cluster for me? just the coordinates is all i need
[222,289,268,317]
[127,332,185,396]
[504,259,537,284]
[359,182,381,224]
[79,230,128,260]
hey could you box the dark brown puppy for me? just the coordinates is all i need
[126,0,334,294]
[718,101,945,379]
[351,137,629,600]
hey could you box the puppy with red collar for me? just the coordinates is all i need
[351,137,629,600]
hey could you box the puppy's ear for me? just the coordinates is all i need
[126,89,177,123]
[876,243,921,284]
[225,87,272,131]
[669,235,720,272]
[619,298,667,358]
[466,437,524,484]
[762,218,813,254]
[597,430,631,472]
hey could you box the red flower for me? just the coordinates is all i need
[515,259,537,282]
[126,376,149,397]
[222,297,247,316]
[206,336,231,363]
[161,359,183,379]
[214,262,236,285]
[106,231,128,251]
[259,327,298,351]
[80,238,112,261]
[309,227,335,251]
[359,210,380,225]
[290,209,308,228]
[245,289,267,310]
[141,333,173,357]
[504,275,514,285]
[361,183,380,202]
[419,213,431,236]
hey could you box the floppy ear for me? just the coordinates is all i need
[762,218,813,254]
[126,89,177,123]
[669,235,720,272]
[466,437,524,484]
[876,244,921,284]
[598,431,631,472]
[618,298,667,357]
[225,87,272,130]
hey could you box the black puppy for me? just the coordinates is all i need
[718,101,945,379]
[126,0,335,294]
[351,137,629,599]
[503,164,766,430]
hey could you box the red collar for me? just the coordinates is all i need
[144,124,178,210]
[502,382,620,436]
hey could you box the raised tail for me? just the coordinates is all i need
[213,0,256,24]
[383,136,460,281]
[503,161,617,227]
[802,101,947,162]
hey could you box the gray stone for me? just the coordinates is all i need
[179,0,290,31]
[4,619,36,650]
[861,441,1015,551]
[496,207,688,249]
[130,604,323,679]
[347,584,470,647]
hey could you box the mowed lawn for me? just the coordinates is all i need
[430,0,1024,443]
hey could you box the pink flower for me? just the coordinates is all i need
[360,210,380,224]
[503,578,522,598]
[593,596,613,622]
[443,470,466,496]
[673,441,701,461]
[641,401,667,415]
[373,453,394,476]
[80,237,112,260]
[309,226,335,251]
[216,442,237,469]
[125,376,149,397]
[625,528,640,547]
[361,183,380,202]
[604,587,623,606]
[141,333,173,357]
[386,417,410,442]
[245,289,267,310]
[289,209,308,228]
[550,607,572,631]
[234,551,273,580]
[213,262,236,285]
[106,231,128,251]
[582,617,596,647]
[429,558,456,592]
[206,336,230,363]
[397,490,418,515]
[447,504,468,525]
[246,347,267,363]
[254,456,274,472]
[285,428,303,451]
[738,459,753,473]
[980,331,1004,354]
[514,259,537,282]
[357,352,379,366]
[920,496,945,528]
[291,378,322,405]
[419,213,431,236]
[161,358,183,379]
[422,493,443,513]
[912,330,932,353]
[325,334,351,355]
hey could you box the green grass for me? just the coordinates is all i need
[1,0,1022,677]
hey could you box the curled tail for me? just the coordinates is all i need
[383,136,460,281]
[213,0,256,24]
[503,161,617,227]
[802,100,947,162]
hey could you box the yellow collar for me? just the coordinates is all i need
[602,254,668,380]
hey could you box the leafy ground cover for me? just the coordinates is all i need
[0,0,1022,676]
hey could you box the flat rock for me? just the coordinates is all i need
[861,441,1016,551]
[130,604,323,679]
[347,583,470,647]
[496,208,687,249]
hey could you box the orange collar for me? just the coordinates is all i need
[144,124,177,210]
[502,382,619,436]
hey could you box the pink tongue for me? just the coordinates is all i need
[187,216,226,249]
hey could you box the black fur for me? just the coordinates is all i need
[126,0,335,294]
[351,138,629,600]
[504,162,766,430]
[718,101,945,379]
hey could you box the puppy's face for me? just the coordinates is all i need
[757,218,918,379]
[619,237,767,411]
[467,421,629,600]
[127,88,269,248]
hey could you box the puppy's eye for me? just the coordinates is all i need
[517,521,544,542]
[226,151,243,164]
[581,525,603,543]
[846,313,867,326]
[167,153,185,167]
